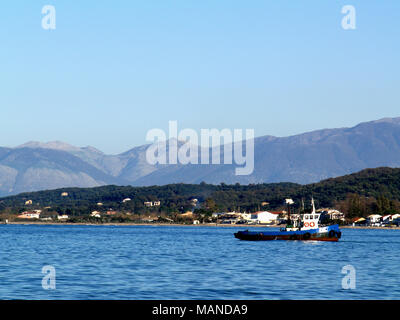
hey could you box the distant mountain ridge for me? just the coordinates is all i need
[1,117,400,196]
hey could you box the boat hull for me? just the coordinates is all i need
[234,225,341,242]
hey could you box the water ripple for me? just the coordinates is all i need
[0,225,399,299]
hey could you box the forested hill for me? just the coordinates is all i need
[0,167,400,217]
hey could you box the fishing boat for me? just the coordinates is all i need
[234,198,341,242]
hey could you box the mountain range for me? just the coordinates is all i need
[1,117,400,196]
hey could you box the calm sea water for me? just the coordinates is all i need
[0,224,399,300]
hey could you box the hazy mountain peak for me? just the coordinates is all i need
[369,117,400,124]
[81,146,104,154]
[17,141,81,152]
[16,141,105,154]
[1,116,400,196]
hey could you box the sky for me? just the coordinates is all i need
[0,1,399,154]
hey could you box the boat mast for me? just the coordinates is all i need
[311,197,316,214]
[285,198,294,226]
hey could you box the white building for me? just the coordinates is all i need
[391,214,400,221]
[57,215,69,220]
[144,201,160,206]
[90,211,101,218]
[240,213,252,220]
[247,211,280,224]
[367,214,382,225]
[212,212,224,218]
[216,212,242,224]
[17,212,40,219]
[324,209,345,221]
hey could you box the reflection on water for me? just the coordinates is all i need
[0,224,399,299]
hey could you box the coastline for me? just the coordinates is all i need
[3,221,400,230]
[341,225,400,230]
[4,221,276,227]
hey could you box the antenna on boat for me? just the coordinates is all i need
[285,198,294,225]
[311,196,316,214]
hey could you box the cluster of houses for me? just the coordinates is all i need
[17,210,69,221]
[22,194,400,227]
[212,208,346,225]
[144,201,161,207]
[213,211,283,225]
[20,194,163,219]
[90,210,120,218]
[14,196,400,228]
[352,214,400,227]
[212,208,400,227]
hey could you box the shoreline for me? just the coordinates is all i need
[3,221,276,227]
[3,221,400,230]
[341,225,400,230]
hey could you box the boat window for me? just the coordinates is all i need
[305,215,309,219]
[314,215,319,219]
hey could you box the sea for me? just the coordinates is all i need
[0,224,399,300]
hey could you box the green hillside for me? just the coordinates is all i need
[1,167,400,219]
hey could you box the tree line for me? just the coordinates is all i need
[0,167,400,219]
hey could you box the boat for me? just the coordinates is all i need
[234,198,342,242]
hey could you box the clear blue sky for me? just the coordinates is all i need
[1,1,399,154]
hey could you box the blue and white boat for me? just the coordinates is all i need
[234,198,342,241]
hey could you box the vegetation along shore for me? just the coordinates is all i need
[1,167,400,226]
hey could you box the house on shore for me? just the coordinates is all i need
[352,217,367,226]
[367,214,382,226]
[248,211,280,224]
[17,211,40,219]
[318,209,345,221]
[90,211,101,218]
[144,201,161,207]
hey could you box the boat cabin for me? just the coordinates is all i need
[301,213,320,230]
[286,198,322,231]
